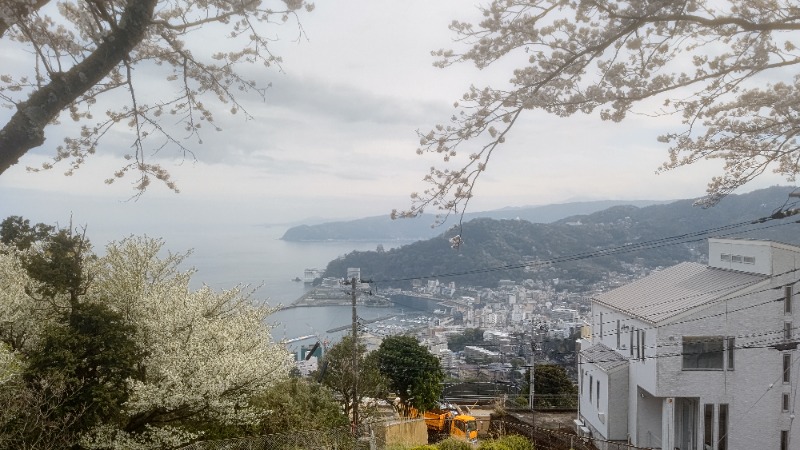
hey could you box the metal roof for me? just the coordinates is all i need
[580,343,628,372]
[594,262,765,324]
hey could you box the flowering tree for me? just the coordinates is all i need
[0,226,293,449]
[0,0,312,191]
[85,236,293,448]
[401,0,800,222]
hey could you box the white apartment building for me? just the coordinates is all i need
[552,307,579,323]
[577,238,800,450]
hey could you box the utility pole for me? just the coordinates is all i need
[345,274,372,435]
[529,356,535,412]
[350,276,359,433]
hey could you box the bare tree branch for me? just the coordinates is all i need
[0,0,158,175]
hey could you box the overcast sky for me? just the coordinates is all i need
[0,0,791,245]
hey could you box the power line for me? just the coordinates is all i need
[370,213,800,284]
[584,271,800,342]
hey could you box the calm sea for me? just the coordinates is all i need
[169,224,416,347]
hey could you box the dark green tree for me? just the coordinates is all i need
[523,364,578,409]
[1,216,93,306]
[447,328,484,352]
[14,301,144,443]
[0,215,54,251]
[375,335,444,414]
[317,336,388,421]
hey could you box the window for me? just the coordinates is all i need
[599,312,603,340]
[783,393,790,412]
[683,337,724,370]
[786,286,793,314]
[743,256,755,264]
[726,337,735,371]
[703,404,713,450]
[629,329,634,357]
[785,322,793,341]
[731,255,742,263]
[718,404,728,450]
[636,329,641,360]
[589,375,593,403]
[616,319,620,349]
[580,369,584,394]
[784,354,792,383]
[596,380,600,408]
[782,430,790,450]
[640,330,646,361]
[721,253,731,262]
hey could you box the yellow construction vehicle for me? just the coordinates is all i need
[423,406,478,444]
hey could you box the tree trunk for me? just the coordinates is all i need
[0,0,158,175]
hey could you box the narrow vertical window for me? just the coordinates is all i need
[783,393,790,412]
[629,329,634,357]
[636,329,641,360]
[718,404,728,450]
[781,430,789,450]
[727,337,735,371]
[784,354,792,383]
[589,375,593,403]
[580,369,584,394]
[785,286,793,314]
[596,380,600,408]
[640,330,646,361]
[703,404,713,450]
[599,312,604,340]
[616,319,620,349]
[785,322,793,341]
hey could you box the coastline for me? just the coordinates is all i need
[280,286,392,310]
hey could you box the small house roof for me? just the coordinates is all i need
[580,343,628,372]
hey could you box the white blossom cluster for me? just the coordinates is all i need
[0,244,52,352]
[0,237,293,449]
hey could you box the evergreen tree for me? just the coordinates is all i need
[375,335,444,414]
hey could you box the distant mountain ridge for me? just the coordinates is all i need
[321,186,800,290]
[280,199,668,241]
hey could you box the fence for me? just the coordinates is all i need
[179,425,360,450]
[492,418,657,450]
[179,419,427,450]
[180,416,657,450]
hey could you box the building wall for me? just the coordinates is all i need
[634,387,662,448]
[650,248,800,450]
[607,366,629,441]
[588,239,800,449]
[709,238,774,274]
[579,358,609,438]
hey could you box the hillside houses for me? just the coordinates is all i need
[577,238,800,450]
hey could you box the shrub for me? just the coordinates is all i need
[438,438,474,450]
[478,434,533,450]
